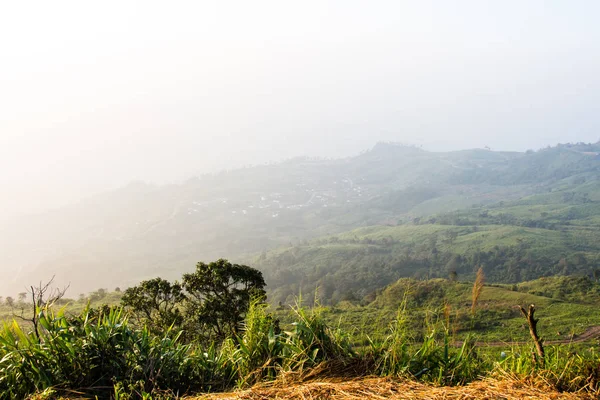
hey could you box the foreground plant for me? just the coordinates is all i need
[0,306,210,399]
[1,297,599,399]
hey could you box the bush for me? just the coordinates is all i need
[0,306,211,399]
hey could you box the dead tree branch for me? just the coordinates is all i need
[15,276,70,340]
[519,304,545,367]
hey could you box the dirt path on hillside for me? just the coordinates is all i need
[194,377,594,399]
[459,325,600,348]
[546,326,600,345]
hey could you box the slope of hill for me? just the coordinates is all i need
[296,275,600,346]
[1,142,599,296]
[255,173,600,304]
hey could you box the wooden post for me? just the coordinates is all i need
[519,304,545,367]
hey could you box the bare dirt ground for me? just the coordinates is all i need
[545,326,600,345]
[194,377,595,399]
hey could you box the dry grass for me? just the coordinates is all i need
[194,377,595,400]
[471,266,485,315]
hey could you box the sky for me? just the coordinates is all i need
[1,1,600,219]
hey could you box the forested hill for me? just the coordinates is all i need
[1,141,600,296]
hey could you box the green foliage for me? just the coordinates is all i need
[121,277,185,333]
[182,259,266,342]
[4,142,600,396]
[2,293,600,398]
[257,214,600,304]
[283,301,354,368]
[370,297,412,376]
[5,142,600,297]
[222,298,283,386]
[0,306,211,399]
[510,275,600,303]
[120,259,266,344]
[299,276,600,346]
[495,345,600,393]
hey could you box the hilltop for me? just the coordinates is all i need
[1,142,600,296]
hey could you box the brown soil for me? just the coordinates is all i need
[545,326,600,345]
[194,377,595,399]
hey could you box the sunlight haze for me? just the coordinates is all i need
[1,1,599,219]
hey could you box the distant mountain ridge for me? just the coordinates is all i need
[1,141,599,296]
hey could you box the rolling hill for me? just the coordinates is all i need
[1,141,600,296]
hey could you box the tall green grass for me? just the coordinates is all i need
[369,299,481,385]
[1,301,599,399]
[494,344,600,393]
[0,305,212,399]
[222,298,354,388]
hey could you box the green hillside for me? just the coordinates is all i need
[255,168,600,304]
[255,214,600,305]
[1,142,600,296]
[292,275,600,344]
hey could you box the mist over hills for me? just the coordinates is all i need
[2,141,600,297]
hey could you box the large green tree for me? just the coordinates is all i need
[121,277,185,332]
[182,259,266,340]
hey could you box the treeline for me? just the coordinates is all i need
[449,145,600,186]
[421,192,600,229]
[259,234,600,305]
[424,211,561,230]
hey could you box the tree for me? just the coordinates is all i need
[444,230,458,245]
[5,296,14,307]
[94,288,107,301]
[17,292,27,303]
[448,270,458,282]
[182,259,266,341]
[24,277,69,339]
[121,278,185,332]
[519,304,545,366]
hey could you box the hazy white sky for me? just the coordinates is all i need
[1,1,600,218]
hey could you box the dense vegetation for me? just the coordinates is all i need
[255,171,600,304]
[2,275,600,399]
[307,275,600,345]
[3,142,600,397]
[121,259,266,343]
[2,142,600,296]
